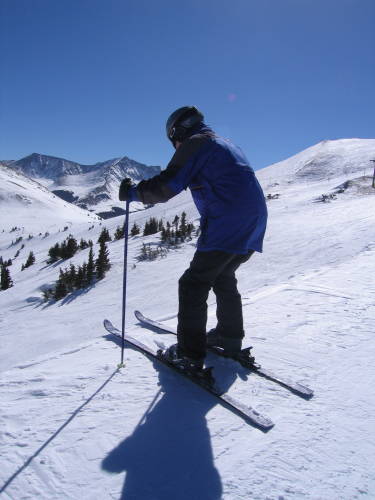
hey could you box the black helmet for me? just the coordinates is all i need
[166,106,204,145]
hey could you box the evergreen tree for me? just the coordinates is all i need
[97,227,111,244]
[1,265,13,290]
[187,223,194,237]
[54,279,67,300]
[0,257,3,266]
[48,243,61,263]
[180,212,187,236]
[130,223,140,237]
[74,265,85,289]
[86,246,95,285]
[79,238,89,250]
[158,219,164,232]
[173,215,179,232]
[61,236,78,259]
[54,269,68,299]
[143,218,159,236]
[81,262,88,287]
[96,240,111,280]
[114,225,124,240]
[23,251,36,270]
[66,263,76,291]
[7,259,12,266]
[150,218,158,234]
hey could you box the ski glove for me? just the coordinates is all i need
[119,178,138,202]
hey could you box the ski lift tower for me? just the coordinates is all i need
[371,160,375,188]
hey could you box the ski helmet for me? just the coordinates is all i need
[166,106,204,145]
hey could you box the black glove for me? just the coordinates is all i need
[119,177,134,201]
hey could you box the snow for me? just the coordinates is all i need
[1,138,375,499]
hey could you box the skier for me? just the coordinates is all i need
[119,106,267,372]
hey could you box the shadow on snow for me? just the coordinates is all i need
[101,335,253,500]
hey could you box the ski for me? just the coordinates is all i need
[134,310,314,399]
[103,319,274,431]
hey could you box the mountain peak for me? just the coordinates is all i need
[5,152,161,218]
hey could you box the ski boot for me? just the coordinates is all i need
[159,344,215,388]
[161,344,204,371]
[206,328,243,356]
[207,329,256,366]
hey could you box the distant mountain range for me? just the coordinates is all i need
[3,153,161,218]
[2,139,374,222]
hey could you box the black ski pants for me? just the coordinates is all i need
[177,249,254,360]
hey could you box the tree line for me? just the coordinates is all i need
[43,240,110,302]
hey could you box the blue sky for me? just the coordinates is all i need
[1,0,374,170]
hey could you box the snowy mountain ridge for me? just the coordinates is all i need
[5,153,161,217]
[257,138,375,188]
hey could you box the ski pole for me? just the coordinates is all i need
[119,200,130,368]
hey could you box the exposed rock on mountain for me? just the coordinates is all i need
[5,153,161,217]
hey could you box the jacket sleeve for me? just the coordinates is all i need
[134,135,209,205]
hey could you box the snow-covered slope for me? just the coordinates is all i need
[0,164,100,231]
[1,138,375,499]
[5,153,161,217]
[258,138,375,187]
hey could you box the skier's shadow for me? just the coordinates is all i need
[101,355,245,500]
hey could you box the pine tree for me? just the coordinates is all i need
[149,217,158,234]
[53,269,67,299]
[7,259,12,266]
[54,279,67,300]
[114,225,124,240]
[96,240,111,280]
[98,227,111,244]
[23,251,36,270]
[81,262,88,288]
[173,215,179,232]
[86,246,95,285]
[187,223,194,237]
[74,265,85,289]
[61,236,78,259]
[180,212,187,236]
[1,265,13,290]
[66,263,76,291]
[48,243,61,263]
[79,238,89,250]
[130,223,140,237]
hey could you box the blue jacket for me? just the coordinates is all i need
[130,124,267,254]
